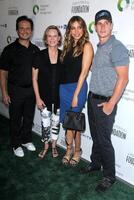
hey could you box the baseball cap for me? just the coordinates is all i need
[95,10,112,24]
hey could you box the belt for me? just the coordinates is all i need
[89,91,111,101]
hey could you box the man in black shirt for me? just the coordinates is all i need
[0,16,40,157]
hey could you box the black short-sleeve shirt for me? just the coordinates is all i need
[0,39,40,87]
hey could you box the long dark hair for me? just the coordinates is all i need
[60,16,89,62]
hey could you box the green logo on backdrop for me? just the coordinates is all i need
[117,0,130,11]
[88,21,95,34]
[7,36,12,44]
[33,5,39,15]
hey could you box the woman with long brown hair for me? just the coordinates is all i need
[60,16,94,166]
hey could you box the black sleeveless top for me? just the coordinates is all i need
[63,50,83,84]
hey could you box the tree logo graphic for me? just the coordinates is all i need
[117,0,130,11]
[33,5,39,15]
[88,21,95,34]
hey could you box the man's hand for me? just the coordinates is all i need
[2,93,11,106]
[97,101,115,115]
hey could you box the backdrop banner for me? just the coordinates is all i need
[0,0,134,186]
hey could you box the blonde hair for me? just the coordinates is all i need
[43,25,62,47]
[60,16,89,62]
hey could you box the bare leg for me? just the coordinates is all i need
[62,129,73,164]
[51,139,59,158]
[70,131,82,166]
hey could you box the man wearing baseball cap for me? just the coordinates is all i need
[95,9,112,24]
[81,10,129,192]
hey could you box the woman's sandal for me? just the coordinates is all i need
[38,148,49,159]
[62,148,72,165]
[52,148,59,158]
[38,142,49,159]
[69,149,82,166]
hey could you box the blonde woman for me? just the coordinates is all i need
[60,16,94,166]
[32,25,63,158]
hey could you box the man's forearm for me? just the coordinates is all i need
[109,75,128,106]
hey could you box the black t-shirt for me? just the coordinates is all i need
[32,48,63,111]
[0,39,40,87]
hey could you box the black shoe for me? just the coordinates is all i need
[80,165,101,174]
[95,177,116,192]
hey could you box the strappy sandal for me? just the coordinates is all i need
[38,143,49,159]
[52,148,59,158]
[62,148,72,165]
[38,148,49,159]
[70,149,82,166]
[38,149,48,159]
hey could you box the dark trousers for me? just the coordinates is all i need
[8,85,35,148]
[87,94,117,179]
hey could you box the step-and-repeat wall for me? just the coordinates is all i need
[0,0,134,186]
